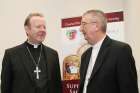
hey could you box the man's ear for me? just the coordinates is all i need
[24,26,29,34]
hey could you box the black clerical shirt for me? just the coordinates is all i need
[25,42,48,93]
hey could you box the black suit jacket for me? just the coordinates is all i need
[1,42,62,93]
[78,36,138,93]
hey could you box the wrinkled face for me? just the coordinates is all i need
[25,16,46,44]
[80,13,100,45]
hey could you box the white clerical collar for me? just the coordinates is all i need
[27,41,40,48]
[92,35,106,49]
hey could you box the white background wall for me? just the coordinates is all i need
[124,0,140,89]
[0,0,139,89]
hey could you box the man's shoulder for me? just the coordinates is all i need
[106,39,133,55]
[43,45,58,54]
[111,39,130,49]
[5,43,25,53]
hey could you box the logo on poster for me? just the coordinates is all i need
[66,30,77,40]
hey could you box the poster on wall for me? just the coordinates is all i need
[61,11,124,93]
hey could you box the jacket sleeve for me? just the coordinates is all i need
[117,44,139,93]
[1,50,12,93]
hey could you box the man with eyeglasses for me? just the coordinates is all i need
[78,9,138,93]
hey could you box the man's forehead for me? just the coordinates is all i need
[30,16,45,24]
[30,17,46,26]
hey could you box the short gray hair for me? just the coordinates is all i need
[83,9,107,32]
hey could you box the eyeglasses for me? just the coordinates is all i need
[80,21,97,27]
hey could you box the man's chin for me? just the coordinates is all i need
[38,38,45,42]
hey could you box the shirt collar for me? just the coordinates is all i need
[27,40,41,48]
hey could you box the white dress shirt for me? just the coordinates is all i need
[83,36,106,93]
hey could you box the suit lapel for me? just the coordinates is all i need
[89,36,112,81]
[81,47,92,82]
[19,43,35,82]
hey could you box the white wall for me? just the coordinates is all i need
[124,0,140,89]
[1,0,139,89]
